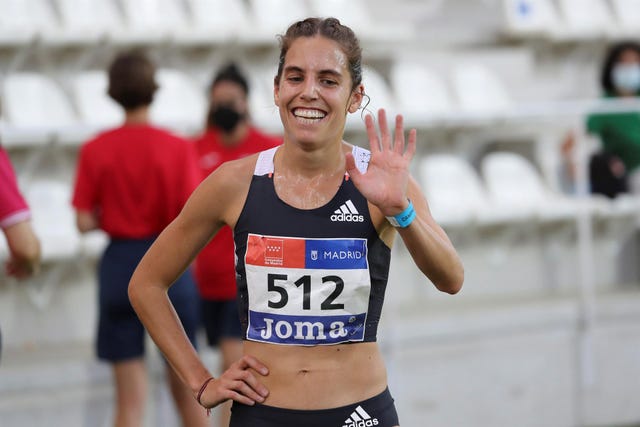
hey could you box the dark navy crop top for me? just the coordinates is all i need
[233,145,391,346]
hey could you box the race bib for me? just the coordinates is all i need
[244,234,371,345]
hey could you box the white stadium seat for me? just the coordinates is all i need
[307,0,373,38]
[24,181,81,261]
[419,154,522,228]
[307,0,413,43]
[419,154,484,228]
[502,0,558,37]
[451,64,513,115]
[71,71,123,130]
[481,151,579,222]
[390,62,454,120]
[246,0,309,43]
[0,0,62,46]
[609,0,640,38]
[1,72,79,145]
[553,0,615,40]
[0,0,41,45]
[177,0,250,44]
[114,0,189,44]
[150,69,207,134]
[53,0,124,44]
[2,72,77,128]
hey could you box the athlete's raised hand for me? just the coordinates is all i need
[345,109,417,216]
[198,355,269,409]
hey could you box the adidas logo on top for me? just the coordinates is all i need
[331,200,364,223]
[342,405,379,427]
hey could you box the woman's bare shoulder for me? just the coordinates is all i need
[199,153,259,198]
[214,153,260,181]
[194,153,261,226]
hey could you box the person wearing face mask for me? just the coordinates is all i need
[585,41,640,194]
[191,62,281,426]
[561,41,640,197]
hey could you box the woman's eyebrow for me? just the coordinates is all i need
[318,69,343,79]
[283,66,343,79]
[283,65,304,74]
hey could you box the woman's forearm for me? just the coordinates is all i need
[128,273,212,394]
[398,216,464,294]
[395,182,464,294]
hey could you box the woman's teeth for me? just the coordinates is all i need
[293,108,326,119]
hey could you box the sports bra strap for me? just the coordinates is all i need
[253,145,370,176]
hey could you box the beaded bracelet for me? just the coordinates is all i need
[385,199,416,228]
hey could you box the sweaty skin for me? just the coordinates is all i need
[128,33,462,424]
[242,141,392,409]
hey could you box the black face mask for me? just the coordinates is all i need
[207,105,244,132]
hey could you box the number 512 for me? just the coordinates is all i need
[267,273,345,310]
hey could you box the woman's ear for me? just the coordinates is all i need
[273,77,280,105]
[348,84,364,113]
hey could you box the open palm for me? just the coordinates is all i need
[346,109,417,216]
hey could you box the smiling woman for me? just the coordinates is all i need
[128,17,464,427]
[274,21,362,149]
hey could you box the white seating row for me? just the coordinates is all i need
[8,60,638,147]
[1,0,634,48]
[1,69,208,145]
[1,62,519,146]
[0,0,412,47]
[503,0,640,40]
[419,151,640,230]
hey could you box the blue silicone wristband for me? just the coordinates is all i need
[386,200,416,228]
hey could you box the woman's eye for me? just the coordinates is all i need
[322,79,337,86]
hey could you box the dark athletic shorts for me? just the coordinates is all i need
[201,298,243,346]
[97,238,200,361]
[230,387,399,427]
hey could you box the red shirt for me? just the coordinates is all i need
[72,124,200,238]
[193,127,281,300]
[0,146,31,229]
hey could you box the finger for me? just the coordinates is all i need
[364,113,380,154]
[236,368,269,398]
[378,109,391,151]
[405,128,417,160]
[240,355,269,376]
[232,377,268,402]
[227,389,258,406]
[394,114,405,154]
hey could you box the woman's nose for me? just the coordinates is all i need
[300,79,318,100]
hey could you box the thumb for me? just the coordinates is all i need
[345,152,363,181]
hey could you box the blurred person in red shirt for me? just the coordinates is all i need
[0,144,41,362]
[0,146,40,279]
[71,50,208,427]
[192,62,280,426]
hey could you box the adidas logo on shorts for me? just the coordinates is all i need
[331,200,364,223]
[342,405,379,427]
